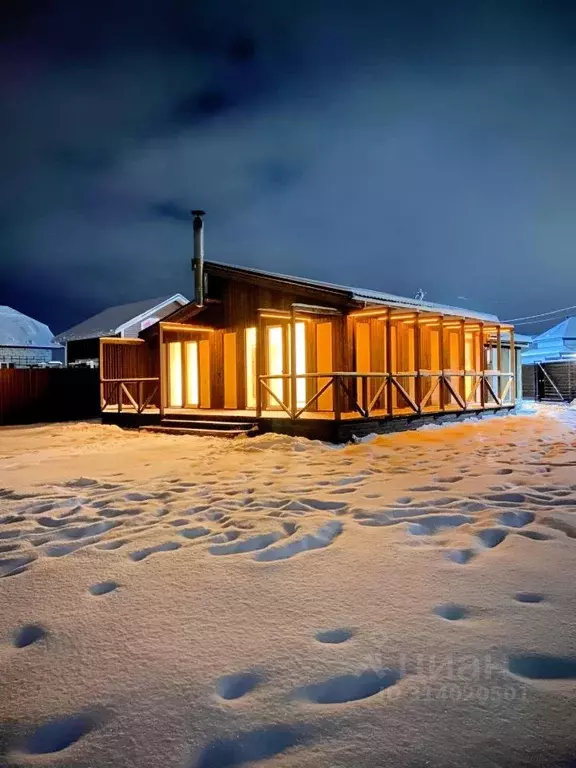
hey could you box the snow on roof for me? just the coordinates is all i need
[205,261,500,323]
[534,317,576,342]
[0,306,59,348]
[54,294,188,342]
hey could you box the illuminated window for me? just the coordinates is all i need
[267,326,284,406]
[168,342,183,407]
[245,327,257,409]
[185,341,199,407]
[295,321,306,408]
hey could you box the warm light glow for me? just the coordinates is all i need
[168,342,183,407]
[268,326,284,406]
[185,341,199,407]
[245,327,257,409]
[295,321,306,407]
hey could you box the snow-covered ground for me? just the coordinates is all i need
[1,404,576,767]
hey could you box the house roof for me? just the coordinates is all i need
[522,317,576,363]
[534,317,576,341]
[204,261,501,323]
[0,306,60,348]
[54,294,188,342]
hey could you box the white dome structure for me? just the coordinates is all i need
[0,306,59,367]
[0,306,54,347]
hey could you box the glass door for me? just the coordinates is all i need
[266,325,285,408]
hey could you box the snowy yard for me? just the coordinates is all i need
[1,405,576,767]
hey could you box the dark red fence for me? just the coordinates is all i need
[0,368,100,426]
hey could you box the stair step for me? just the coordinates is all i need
[162,419,253,430]
[140,425,257,438]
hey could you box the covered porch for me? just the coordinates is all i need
[99,305,516,437]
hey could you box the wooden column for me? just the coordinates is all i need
[256,313,264,418]
[509,327,516,404]
[99,338,104,411]
[459,318,466,407]
[385,313,393,417]
[496,325,502,401]
[479,322,485,408]
[414,313,422,414]
[159,325,165,417]
[438,316,445,411]
[290,307,297,419]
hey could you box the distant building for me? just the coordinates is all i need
[54,294,188,366]
[0,306,62,368]
[522,318,576,401]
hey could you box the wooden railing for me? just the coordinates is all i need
[258,370,515,421]
[100,377,160,413]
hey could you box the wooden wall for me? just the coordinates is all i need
[100,340,159,409]
[0,368,100,426]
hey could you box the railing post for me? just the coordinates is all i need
[362,375,369,417]
[333,376,342,421]
[138,380,143,413]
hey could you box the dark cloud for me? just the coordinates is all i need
[2,0,576,334]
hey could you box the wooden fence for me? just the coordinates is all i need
[0,368,100,426]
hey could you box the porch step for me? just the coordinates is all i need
[162,418,255,430]
[139,420,258,438]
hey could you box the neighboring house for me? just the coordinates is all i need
[98,212,519,442]
[522,317,576,401]
[54,294,189,366]
[0,306,62,368]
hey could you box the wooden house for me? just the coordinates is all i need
[55,294,188,366]
[100,211,517,441]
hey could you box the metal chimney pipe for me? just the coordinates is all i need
[191,209,205,306]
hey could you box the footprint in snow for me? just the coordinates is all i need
[476,528,508,548]
[193,725,307,768]
[497,511,534,528]
[215,671,261,700]
[508,654,576,680]
[433,603,468,621]
[13,624,46,648]
[315,628,353,644]
[445,549,476,565]
[22,713,97,754]
[89,581,118,596]
[129,541,181,561]
[292,668,402,704]
[254,521,342,562]
[514,592,544,604]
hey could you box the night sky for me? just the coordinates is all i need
[2,1,576,335]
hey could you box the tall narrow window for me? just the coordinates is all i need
[245,327,257,409]
[223,332,237,409]
[295,321,307,408]
[185,341,199,407]
[316,321,333,411]
[168,342,183,408]
[267,326,284,407]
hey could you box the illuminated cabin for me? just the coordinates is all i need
[100,212,517,441]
